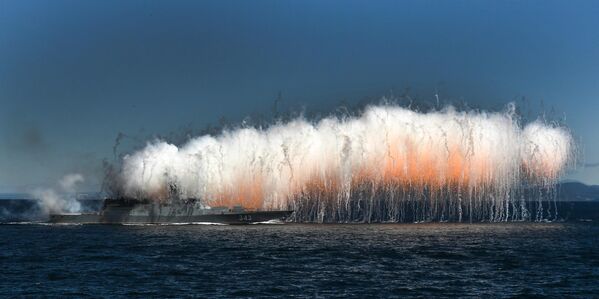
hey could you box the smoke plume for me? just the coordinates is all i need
[34,174,85,214]
[109,103,575,222]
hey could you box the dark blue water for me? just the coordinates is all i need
[1,223,598,298]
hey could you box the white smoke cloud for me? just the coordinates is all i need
[59,173,85,193]
[34,173,85,214]
[115,103,574,220]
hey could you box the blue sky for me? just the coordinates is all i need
[1,0,599,191]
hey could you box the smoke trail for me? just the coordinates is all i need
[111,103,574,222]
[34,174,85,214]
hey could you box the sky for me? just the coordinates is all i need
[1,0,598,192]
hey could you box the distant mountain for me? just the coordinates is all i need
[558,182,599,202]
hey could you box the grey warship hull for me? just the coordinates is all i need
[49,199,293,225]
[49,210,292,224]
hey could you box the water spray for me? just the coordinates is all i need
[111,103,575,222]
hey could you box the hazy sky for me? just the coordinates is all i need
[1,0,598,191]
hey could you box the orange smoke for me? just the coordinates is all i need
[211,175,265,210]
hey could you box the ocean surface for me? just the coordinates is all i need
[1,223,598,298]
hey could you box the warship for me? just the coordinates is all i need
[49,198,293,225]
